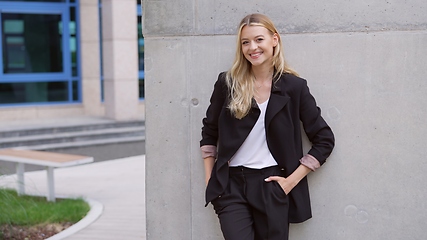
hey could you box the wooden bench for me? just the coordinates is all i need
[0,148,93,202]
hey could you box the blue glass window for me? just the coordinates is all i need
[2,13,63,73]
[0,81,69,104]
[0,1,80,106]
[137,3,144,99]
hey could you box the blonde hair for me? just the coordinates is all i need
[226,13,298,119]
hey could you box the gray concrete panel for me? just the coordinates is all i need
[143,0,194,36]
[187,36,234,239]
[145,30,427,239]
[144,0,427,36]
[285,31,427,239]
[144,37,192,239]
[144,0,427,239]
[145,35,235,239]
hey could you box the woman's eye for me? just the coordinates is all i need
[256,38,264,42]
[242,41,249,45]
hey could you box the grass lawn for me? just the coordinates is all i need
[0,188,90,239]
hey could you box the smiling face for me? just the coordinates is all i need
[240,25,278,68]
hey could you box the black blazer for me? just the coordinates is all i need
[200,72,335,223]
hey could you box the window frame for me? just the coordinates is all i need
[0,0,80,106]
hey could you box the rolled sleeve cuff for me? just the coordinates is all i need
[300,154,320,171]
[201,145,217,159]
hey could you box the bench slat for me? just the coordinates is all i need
[0,148,93,167]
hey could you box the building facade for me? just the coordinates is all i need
[0,0,144,121]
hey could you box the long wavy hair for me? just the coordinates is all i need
[226,13,298,119]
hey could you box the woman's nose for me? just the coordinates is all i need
[249,41,257,50]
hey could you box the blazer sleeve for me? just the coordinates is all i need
[299,79,335,165]
[200,72,228,147]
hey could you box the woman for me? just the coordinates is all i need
[200,13,334,240]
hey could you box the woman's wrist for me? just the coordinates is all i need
[287,164,311,186]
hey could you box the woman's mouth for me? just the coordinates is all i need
[250,52,262,59]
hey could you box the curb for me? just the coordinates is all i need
[46,197,103,240]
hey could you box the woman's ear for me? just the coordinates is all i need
[273,33,279,47]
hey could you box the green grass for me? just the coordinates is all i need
[0,188,90,226]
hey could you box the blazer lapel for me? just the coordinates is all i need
[265,77,290,129]
[217,100,260,162]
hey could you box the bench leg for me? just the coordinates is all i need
[16,163,25,196]
[46,167,55,202]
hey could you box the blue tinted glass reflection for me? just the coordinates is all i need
[2,13,63,74]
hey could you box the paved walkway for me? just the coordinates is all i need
[0,155,146,239]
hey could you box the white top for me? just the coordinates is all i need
[229,99,278,169]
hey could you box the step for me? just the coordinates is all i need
[0,126,145,149]
[0,121,145,138]
[27,135,146,151]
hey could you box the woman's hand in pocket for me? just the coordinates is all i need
[264,176,296,195]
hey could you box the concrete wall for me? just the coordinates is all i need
[143,1,427,239]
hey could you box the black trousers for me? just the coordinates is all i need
[211,165,290,240]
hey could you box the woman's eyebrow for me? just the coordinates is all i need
[241,35,265,40]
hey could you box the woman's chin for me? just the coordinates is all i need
[249,61,265,67]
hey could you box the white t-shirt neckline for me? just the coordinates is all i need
[229,98,278,168]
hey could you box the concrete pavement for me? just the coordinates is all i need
[0,155,146,239]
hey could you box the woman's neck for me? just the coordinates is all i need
[252,66,274,82]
